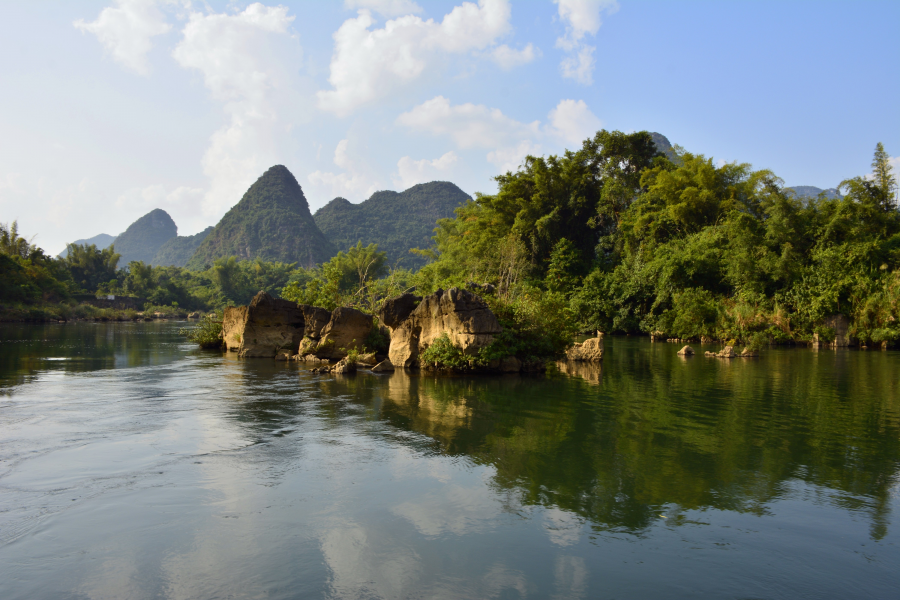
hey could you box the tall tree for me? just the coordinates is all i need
[871,142,898,205]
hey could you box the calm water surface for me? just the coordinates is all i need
[0,322,898,599]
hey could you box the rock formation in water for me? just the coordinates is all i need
[188,165,336,270]
[223,291,305,357]
[566,336,604,362]
[387,287,502,369]
[299,306,373,360]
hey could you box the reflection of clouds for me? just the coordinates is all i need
[391,483,501,537]
[482,564,530,598]
[543,507,584,546]
[321,521,422,599]
[552,555,588,600]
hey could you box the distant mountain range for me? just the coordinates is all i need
[785,186,842,200]
[58,233,116,258]
[314,181,470,269]
[70,139,840,273]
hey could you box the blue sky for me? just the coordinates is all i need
[1,0,898,255]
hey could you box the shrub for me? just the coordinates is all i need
[179,312,223,349]
[419,333,469,369]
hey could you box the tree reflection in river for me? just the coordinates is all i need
[308,339,900,541]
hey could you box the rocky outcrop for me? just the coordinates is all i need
[566,336,603,362]
[379,293,421,329]
[388,287,502,369]
[705,345,736,358]
[677,345,694,356]
[222,306,249,352]
[299,306,373,360]
[222,291,305,357]
[301,305,332,338]
[372,359,395,372]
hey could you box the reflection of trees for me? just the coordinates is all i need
[331,343,900,539]
[0,322,188,392]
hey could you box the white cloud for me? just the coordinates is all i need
[114,184,206,232]
[172,3,310,217]
[308,139,380,200]
[396,95,540,149]
[318,0,513,116]
[344,0,423,17]
[491,43,539,69]
[394,151,458,189]
[554,0,617,84]
[547,99,602,146]
[559,45,595,85]
[397,96,601,173]
[74,0,172,75]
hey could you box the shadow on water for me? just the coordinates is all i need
[280,337,900,540]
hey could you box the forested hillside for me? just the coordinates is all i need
[113,209,178,264]
[152,226,213,267]
[58,233,116,258]
[313,181,470,268]
[187,165,335,270]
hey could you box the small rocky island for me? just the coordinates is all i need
[220,288,602,374]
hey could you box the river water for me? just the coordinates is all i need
[0,321,898,599]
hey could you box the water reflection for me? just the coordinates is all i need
[1,324,899,599]
[299,340,900,541]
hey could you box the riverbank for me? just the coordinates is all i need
[0,301,194,323]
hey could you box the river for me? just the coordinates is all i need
[0,321,898,599]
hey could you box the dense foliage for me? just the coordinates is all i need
[187,165,335,270]
[5,131,897,358]
[151,226,213,267]
[411,131,900,347]
[313,181,470,269]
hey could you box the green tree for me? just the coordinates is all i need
[871,142,897,205]
[62,243,120,293]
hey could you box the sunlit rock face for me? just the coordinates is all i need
[388,287,502,369]
[565,337,603,362]
[222,291,305,358]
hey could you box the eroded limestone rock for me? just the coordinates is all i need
[677,345,694,356]
[223,291,305,358]
[566,337,603,362]
[388,287,502,369]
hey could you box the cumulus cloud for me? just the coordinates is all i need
[344,0,423,17]
[397,96,601,173]
[491,43,539,69]
[394,151,458,189]
[318,0,514,116]
[559,45,595,85]
[396,95,540,149]
[547,99,602,146]
[114,184,206,231]
[554,0,618,84]
[74,0,172,75]
[172,3,310,217]
[308,140,380,200]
